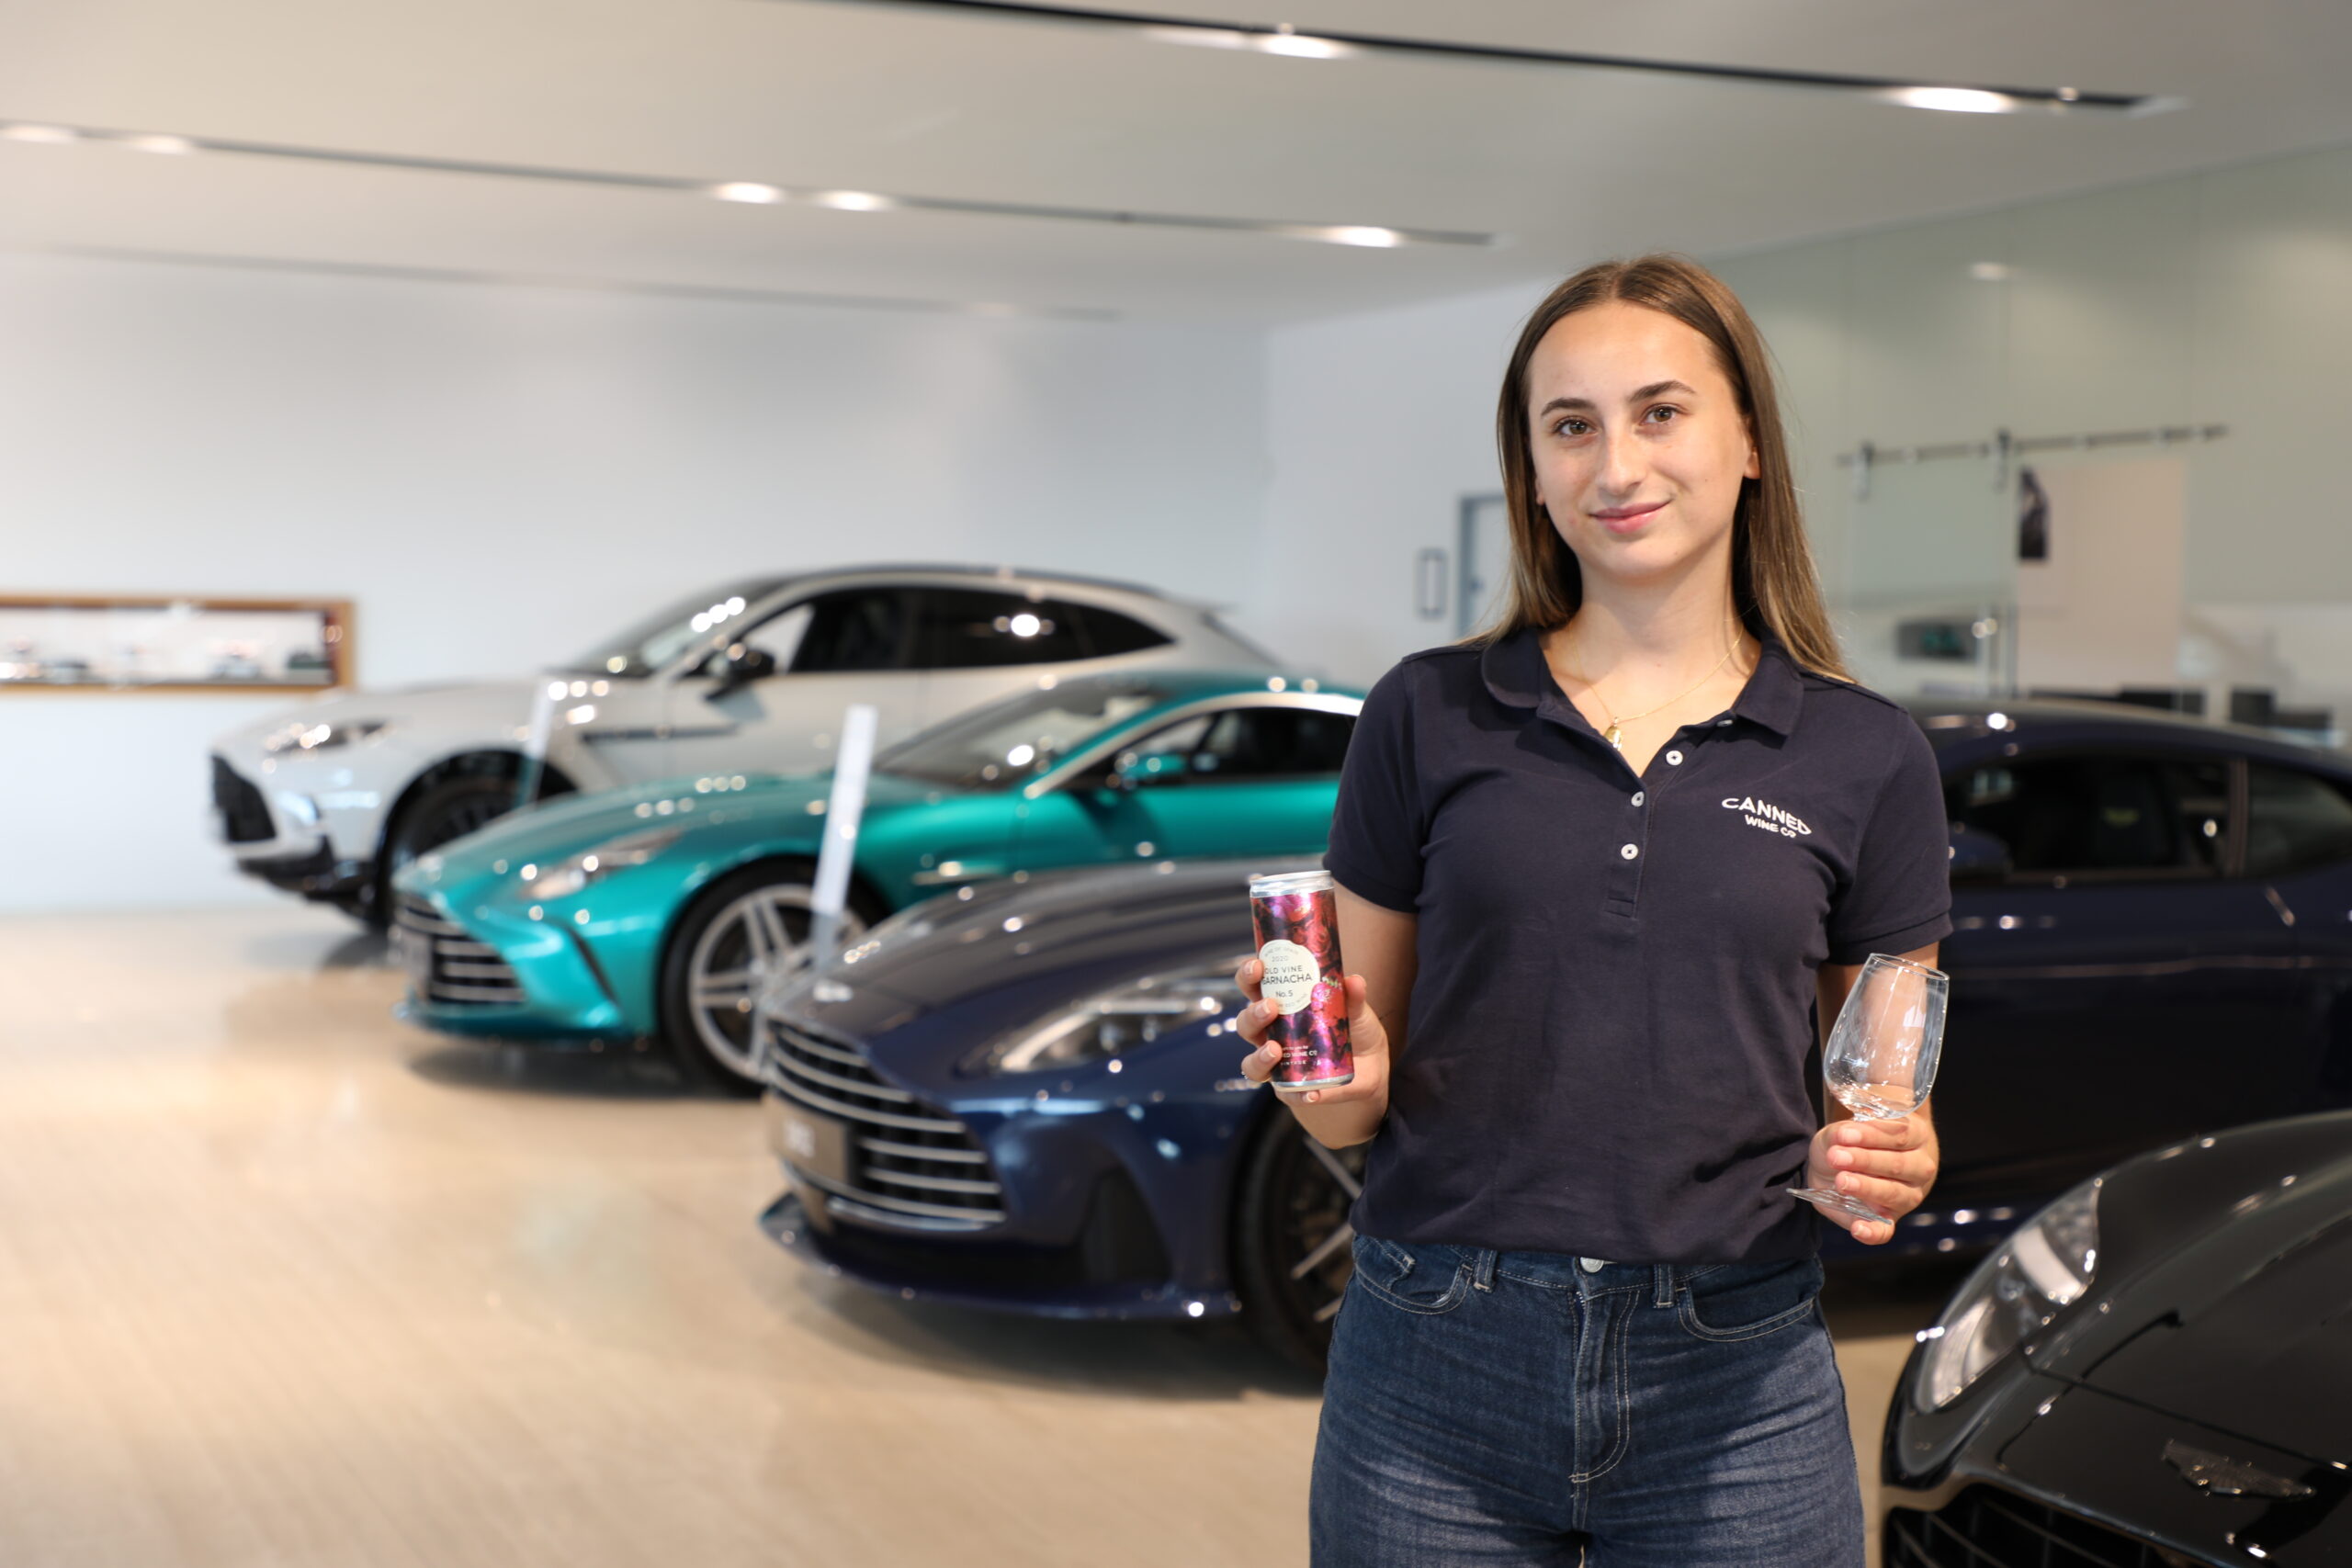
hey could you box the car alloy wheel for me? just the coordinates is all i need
[1236,1112,1369,1371]
[682,882,868,1087]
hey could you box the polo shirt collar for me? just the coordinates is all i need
[1478,624,1805,738]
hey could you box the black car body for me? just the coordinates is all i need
[1882,1109,2352,1566]
[1902,699,2352,1257]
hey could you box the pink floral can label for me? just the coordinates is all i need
[1249,869,1353,1089]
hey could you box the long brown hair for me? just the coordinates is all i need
[1485,254,1847,680]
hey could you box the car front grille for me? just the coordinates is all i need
[394,896,524,1008]
[765,1019,1005,1227]
[1886,1488,2202,1568]
[211,755,276,843]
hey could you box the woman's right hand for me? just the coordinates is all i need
[1234,958,1392,1138]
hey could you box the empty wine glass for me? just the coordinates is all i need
[1786,953,1948,1227]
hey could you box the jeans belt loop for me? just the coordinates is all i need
[1472,1248,1498,1292]
[1652,1264,1676,1309]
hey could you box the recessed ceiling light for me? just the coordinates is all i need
[808,190,899,211]
[1142,24,1352,60]
[1256,32,1354,60]
[1970,261,2015,282]
[712,181,784,204]
[1322,226,1407,249]
[1142,26,1243,50]
[1,123,78,144]
[123,132,198,155]
[1888,85,2018,115]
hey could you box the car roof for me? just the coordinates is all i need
[731,563,1224,613]
[1904,694,2352,773]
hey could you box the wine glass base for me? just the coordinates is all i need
[1785,1186,1894,1226]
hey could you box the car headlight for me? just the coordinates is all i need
[1915,1177,2101,1412]
[977,963,1247,1076]
[263,719,387,754]
[521,826,684,899]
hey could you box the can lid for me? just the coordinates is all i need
[1250,868,1335,897]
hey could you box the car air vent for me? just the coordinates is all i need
[211,756,276,843]
[765,1019,1005,1228]
[394,897,524,1008]
[1886,1487,2199,1568]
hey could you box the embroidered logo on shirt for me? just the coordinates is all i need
[1722,795,1813,839]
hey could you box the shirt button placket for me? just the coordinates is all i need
[1608,775,1648,916]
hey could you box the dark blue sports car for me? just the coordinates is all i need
[754,698,2352,1367]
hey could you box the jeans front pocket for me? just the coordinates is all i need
[1676,1255,1824,1342]
[1349,1234,1474,1315]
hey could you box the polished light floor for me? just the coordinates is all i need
[0,908,1961,1567]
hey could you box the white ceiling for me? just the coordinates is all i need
[1,0,2348,321]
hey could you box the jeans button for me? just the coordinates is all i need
[1578,1257,1605,1273]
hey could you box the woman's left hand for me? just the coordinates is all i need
[1804,1115,1939,1246]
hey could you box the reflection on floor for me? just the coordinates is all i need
[0,908,1964,1567]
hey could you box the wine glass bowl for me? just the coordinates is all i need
[1786,953,1948,1226]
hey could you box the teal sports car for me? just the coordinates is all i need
[391,671,1360,1087]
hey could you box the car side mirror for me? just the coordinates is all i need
[707,642,778,700]
[1947,823,2013,885]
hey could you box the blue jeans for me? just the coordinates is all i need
[1311,1238,1863,1567]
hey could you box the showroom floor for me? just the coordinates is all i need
[0,907,1964,1568]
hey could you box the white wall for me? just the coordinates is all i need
[1243,281,1543,685]
[0,252,1267,912]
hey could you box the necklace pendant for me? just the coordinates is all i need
[1603,724,1623,750]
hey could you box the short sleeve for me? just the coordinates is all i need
[1324,660,1424,913]
[1825,717,1953,964]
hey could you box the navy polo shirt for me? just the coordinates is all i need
[1325,626,1952,1264]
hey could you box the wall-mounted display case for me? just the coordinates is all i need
[0,595,351,693]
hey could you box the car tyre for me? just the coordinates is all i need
[1235,1110,1368,1372]
[658,860,885,1096]
[375,773,527,925]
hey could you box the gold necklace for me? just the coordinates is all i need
[1567,619,1742,751]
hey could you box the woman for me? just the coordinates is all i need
[1236,255,1950,1566]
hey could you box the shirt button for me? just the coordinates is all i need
[1666,750,1684,766]
[1631,791,1645,807]
[1620,843,1639,860]
[1579,1257,1605,1273]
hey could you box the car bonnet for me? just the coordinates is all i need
[2033,1118,2352,1469]
[794,856,1317,1027]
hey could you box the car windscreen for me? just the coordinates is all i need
[875,678,1174,790]
[563,577,795,677]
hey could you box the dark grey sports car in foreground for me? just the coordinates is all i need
[1883,1109,2352,1566]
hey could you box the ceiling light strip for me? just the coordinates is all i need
[35,243,1120,321]
[818,0,2152,112]
[0,119,1494,249]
